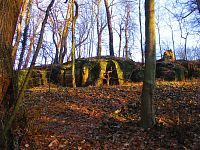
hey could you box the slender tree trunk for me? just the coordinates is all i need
[97,0,101,57]
[118,25,122,57]
[139,0,144,63]
[156,23,162,59]
[171,27,176,60]
[124,2,130,59]
[12,0,29,63]
[125,28,129,59]
[71,0,78,88]
[59,2,72,64]
[197,0,200,13]
[140,0,156,129]
[184,33,189,60]
[104,0,114,56]
[18,0,32,70]
[23,19,41,69]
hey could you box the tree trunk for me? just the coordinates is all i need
[71,0,78,88]
[124,2,130,59]
[197,0,200,13]
[156,23,162,59]
[59,2,72,64]
[0,0,23,148]
[0,0,55,148]
[12,0,29,63]
[104,0,114,56]
[118,24,122,57]
[97,0,102,57]
[139,0,144,63]
[140,0,156,129]
[17,0,32,70]
[23,19,42,69]
[0,0,22,103]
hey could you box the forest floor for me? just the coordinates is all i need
[15,79,200,150]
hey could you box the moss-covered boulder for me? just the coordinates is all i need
[156,62,187,81]
[177,60,200,79]
[18,69,48,88]
[62,56,135,86]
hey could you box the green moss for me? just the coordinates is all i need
[175,66,187,81]
[95,59,108,86]
[18,70,28,88]
[82,65,89,86]
[112,60,124,85]
[40,70,48,85]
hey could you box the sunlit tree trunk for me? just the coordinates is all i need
[18,0,32,70]
[124,2,130,59]
[156,22,162,59]
[104,0,114,56]
[0,0,23,148]
[97,0,102,57]
[96,0,106,57]
[12,0,29,63]
[71,0,78,88]
[140,0,156,129]
[59,2,72,64]
[23,18,42,69]
[0,0,22,103]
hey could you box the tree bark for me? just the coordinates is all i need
[0,0,55,148]
[59,2,72,64]
[18,0,32,70]
[0,0,23,148]
[104,0,114,56]
[197,0,200,13]
[97,0,102,57]
[0,0,23,103]
[124,2,130,59]
[23,19,42,69]
[12,0,29,63]
[139,0,144,63]
[140,0,156,129]
[71,0,78,88]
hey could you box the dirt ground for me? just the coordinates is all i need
[14,80,200,149]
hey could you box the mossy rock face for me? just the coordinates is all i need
[129,63,144,82]
[47,65,63,85]
[19,57,199,88]
[156,62,187,81]
[163,49,175,62]
[177,60,200,79]
[18,69,48,88]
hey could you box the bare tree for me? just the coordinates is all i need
[124,1,131,59]
[18,0,32,70]
[139,0,144,63]
[71,0,78,88]
[96,0,107,56]
[104,0,114,56]
[12,0,30,63]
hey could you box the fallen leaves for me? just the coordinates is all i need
[14,79,200,149]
